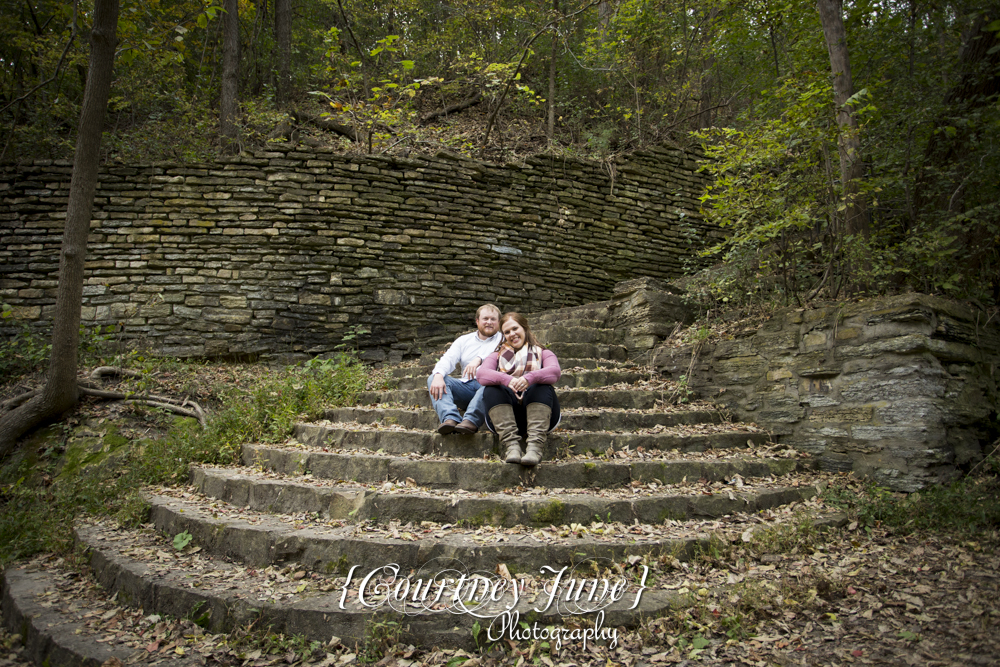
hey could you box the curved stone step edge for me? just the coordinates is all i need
[1,566,203,667]
[292,423,770,458]
[242,443,808,490]
[188,466,822,527]
[392,370,650,391]
[147,493,710,577]
[320,407,727,432]
[190,467,826,526]
[357,388,686,410]
[389,357,642,378]
[74,523,687,652]
[73,523,471,652]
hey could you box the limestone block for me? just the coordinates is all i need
[173,305,203,319]
[712,355,768,380]
[808,406,874,423]
[803,331,827,348]
[835,327,861,340]
[755,331,798,350]
[840,368,946,403]
[758,394,805,423]
[299,293,331,306]
[141,304,173,318]
[185,295,220,307]
[853,424,939,441]
[828,439,883,454]
[713,338,757,359]
[220,295,248,308]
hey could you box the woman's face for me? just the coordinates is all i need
[502,319,526,350]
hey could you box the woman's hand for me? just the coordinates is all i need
[508,376,529,393]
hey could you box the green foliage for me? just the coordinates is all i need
[226,618,324,664]
[822,460,1000,537]
[173,530,193,550]
[0,305,114,380]
[690,0,1000,305]
[208,352,368,454]
[359,616,403,664]
[694,75,841,307]
[0,354,372,566]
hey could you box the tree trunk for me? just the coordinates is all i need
[221,0,239,152]
[598,0,612,38]
[0,0,119,460]
[817,0,868,240]
[275,0,291,105]
[697,6,721,130]
[547,0,558,141]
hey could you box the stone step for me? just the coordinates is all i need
[357,387,681,410]
[533,326,621,345]
[1,561,205,667]
[528,302,611,326]
[292,423,770,458]
[76,519,693,652]
[391,367,649,391]
[321,406,726,431]
[143,489,844,580]
[544,342,628,361]
[420,342,629,363]
[242,443,808,490]
[533,317,614,332]
[388,357,640,379]
[188,465,823,527]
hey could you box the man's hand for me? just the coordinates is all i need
[461,358,481,381]
[429,373,447,400]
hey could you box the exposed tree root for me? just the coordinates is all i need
[90,366,144,380]
[77,385,206,427]
[2,369,207,428]
[0,389,42,412]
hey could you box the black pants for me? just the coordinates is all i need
[483,384,561,437]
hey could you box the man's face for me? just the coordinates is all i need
[476,309,499,338]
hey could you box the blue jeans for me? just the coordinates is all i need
[427,375,487,426]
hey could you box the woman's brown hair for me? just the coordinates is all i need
[497,312,543,350]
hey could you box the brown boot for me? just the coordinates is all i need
[489,404,522,464]
[520,403,551,466]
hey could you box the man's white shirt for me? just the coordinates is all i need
[432,330,503,382]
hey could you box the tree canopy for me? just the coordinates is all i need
[1,0,998,300]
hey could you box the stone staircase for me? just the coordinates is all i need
[1,297,840,665]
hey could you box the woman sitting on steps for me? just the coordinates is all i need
[476,312,561,465]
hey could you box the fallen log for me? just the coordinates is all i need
[292,110,360,143]
[420,92,483,124]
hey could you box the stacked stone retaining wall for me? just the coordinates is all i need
[0,145,711,362]
[653,294,1000,490]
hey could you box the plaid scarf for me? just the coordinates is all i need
[497,343,542,378]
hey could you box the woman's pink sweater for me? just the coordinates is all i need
[477,349,561,388]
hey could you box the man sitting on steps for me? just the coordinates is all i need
[428,304,503,435]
